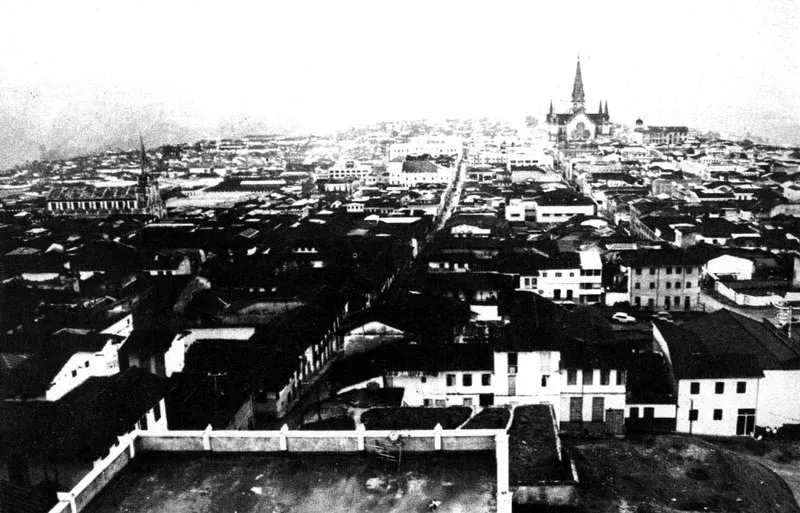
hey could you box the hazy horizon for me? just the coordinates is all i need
[1,0,798,166]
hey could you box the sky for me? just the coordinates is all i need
[0,0,798,166]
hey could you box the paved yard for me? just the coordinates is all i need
[83,452,497,513]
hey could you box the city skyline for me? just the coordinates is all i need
[0,0,798,166]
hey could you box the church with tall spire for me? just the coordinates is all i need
[546,57,612,144]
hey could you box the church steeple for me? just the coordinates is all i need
[571,57,585,112]
[548,100,554,120]
[598,101,603,115]
[604,100,609,119]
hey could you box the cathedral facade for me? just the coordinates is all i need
[546,59,612,144]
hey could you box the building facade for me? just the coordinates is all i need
[546,58,612,144]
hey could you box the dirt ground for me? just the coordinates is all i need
[82,452,497,513]
[568,434,800,513]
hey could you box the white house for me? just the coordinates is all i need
[46,329,124,401]
[705,254,755,281]
[533,250,603,304]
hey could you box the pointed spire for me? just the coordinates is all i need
[571,57,585,112]
[139,135,147,174]
[604,100,609,118]
[598,101,603,114]
[549,100,554,116]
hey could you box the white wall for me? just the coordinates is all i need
[706,255,754,280]
[492,351,562,415]
[47,344,120,401]
[560,369,626,423]
[758,370,800,429]
[386,370,493,407]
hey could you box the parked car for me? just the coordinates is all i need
[611,312,636,324]
[653,311,673,322]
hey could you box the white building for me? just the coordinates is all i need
[387,159,455,186]
[388,136,464,160]
[520,250,603,304]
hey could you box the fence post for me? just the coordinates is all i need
[356,423,366,451]
[56,492,77,513]
[203,424,212,451]
[434,423,443,451]
[495,432,511,513]
[280,424,289,451]
[127,433,136,458]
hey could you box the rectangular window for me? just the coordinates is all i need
[421,376,427,383]
[634,283,641,289]
[423,399,432,406]
[686,267,694,274]
[616,370,626,386]
[600,369,610,385]
[635,267,642,275]
[139,415,149,431]
[463,398,473,406]
[666,267,673,274]
[689,409,698,421]
[583,369,593,385]
[435,399,446,407]
[649,268,656,275]
[686,282,692,289]
[675,282,681,289]
[715,382,725,394]
[555,272,562,277]
[507,352,518,366]
[591,397,605,421]
[737,381,746,394]
[462,374,472,387]
[737,409,756,436]
[690,382,700,394]
[649,282,655,289]
[647,298,655,308]
[644,407,654,419]
[666,282,672,289]
[713,409,723,420]
[446,374,455,387]
[567,369,578,385]
[541,375,549,387]
[630,407,640,419]
[635,297,642,307]
[482,373,491,386]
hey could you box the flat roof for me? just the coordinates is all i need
[83,452,497,513]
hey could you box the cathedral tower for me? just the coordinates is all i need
[571,57,585,113]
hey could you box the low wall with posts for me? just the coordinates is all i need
[50,434,137,513]
[135,424,502,454]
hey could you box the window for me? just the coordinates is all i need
[463,374,472,387]
[635,267,642,275]
[482,373,491,386]
[666,267,673,275]
[686,267,694,274]
[616,370,626,386]
[737,381,746,394]
[635,297,642,307]
[713,409,723,421]
[569,272,575,277]
[567,369,578,385]
[675,282,681,289]
[686,282,692,289]
[71,369,78,378]
[541,272,548,277]
[508,352,518,366]
[690,382,700,394]
[570,397,583,422]
[435,399,446,407]
[446,374,455,387]
[583,369,593,385]
[648,298,655,308]
[463,397,473,406]
[555,272,562,278]
[541,375,549,387]
[634,283,641,289]
[665,298,671,309]
[139,415,149,431]
[689,409,698,421]
[649,282,655,289]
[649,268,656,275]
[666,282,672,289]
[153,401,161,422]
[600,369,610,385]
[423,399,432,406]
[715,382,725,394]
[630,407,640,419]
[644,407,654,419]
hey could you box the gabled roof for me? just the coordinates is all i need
[654,318,766,380]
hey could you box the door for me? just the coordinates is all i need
[737,409,756,436]
[508,375,516,396]
[592,397,605,421]
[479,394,494,406]
[570,397,583,422]
[566,289,573,300]
[553,289,561,300]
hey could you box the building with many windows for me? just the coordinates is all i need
[626,249,708,310]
